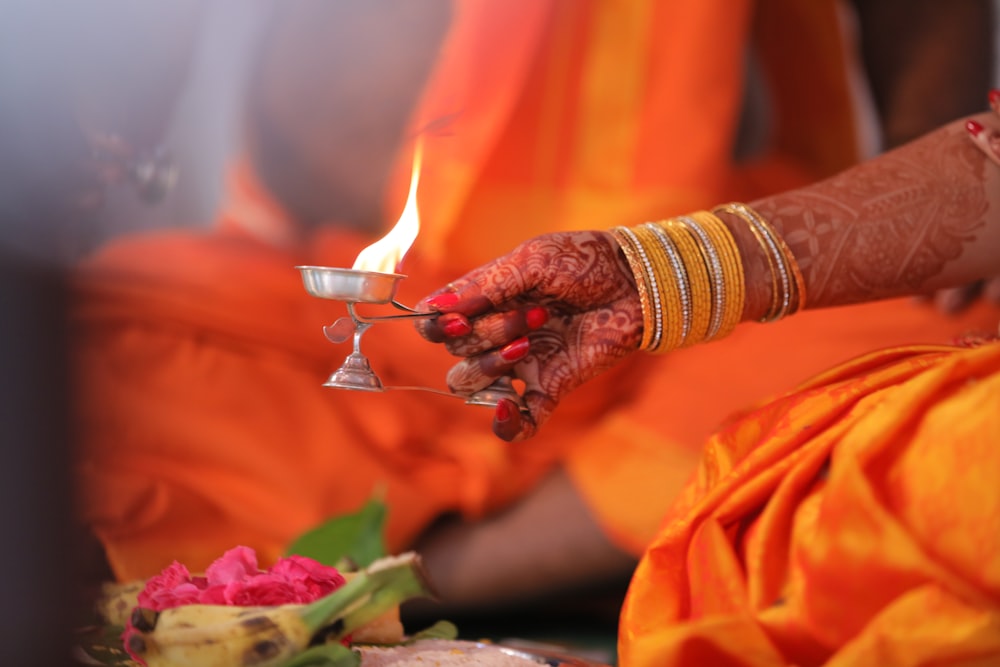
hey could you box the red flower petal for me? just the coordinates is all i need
[205,546,260,586]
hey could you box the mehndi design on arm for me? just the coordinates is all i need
[765,126,988,307]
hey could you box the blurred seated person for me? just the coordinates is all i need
[73,0,998,622]
[413,105,1000,665]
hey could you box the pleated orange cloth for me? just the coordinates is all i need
[619,340,1000,666]
[73,0,1000,581]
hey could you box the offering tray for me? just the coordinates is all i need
[358,638,611,667]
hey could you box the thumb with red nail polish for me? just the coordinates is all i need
[440,313,472,337]
[966,114,1000,168]
[425,292,459,311]
[989,89,1000,113]
[492,398,522,442]
[525,306,548,330]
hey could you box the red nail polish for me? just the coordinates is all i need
[525,306,548,330]
[989,89,1000,110]
[967,119,984,137]
[495,399,511,422]
[442,315,472,337]
[500,336,530,362]
[426,292,459,310]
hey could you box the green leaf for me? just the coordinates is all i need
[280,643,360,667]
[285,492,387,568]
[406,620,459,642]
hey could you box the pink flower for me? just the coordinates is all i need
[135,561,194,609]
[270,554,347,599]
[224,574,302,606]
[205,545,259,586]
[124,547,346,664]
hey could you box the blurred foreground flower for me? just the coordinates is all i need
[137,546,346,610]
[124,546,348,662]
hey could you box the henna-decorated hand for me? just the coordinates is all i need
[967,90,1000,168]
[937,91,1000,313]
[415,231,642,441]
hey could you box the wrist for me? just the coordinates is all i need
[612,212,745,353]
[713,208,777,323]
[714,202,806,324]
[615,203,806,353]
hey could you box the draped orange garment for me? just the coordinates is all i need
[619,340,1000,666]
[74,0,1000,581]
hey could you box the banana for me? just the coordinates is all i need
[133,603,300,634]
[127,603,311,667]
[94,580,145,626]
[126,552,431,667]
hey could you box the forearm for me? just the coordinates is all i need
[722,114,1000,322]
[416,112,1000,441]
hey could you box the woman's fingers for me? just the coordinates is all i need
[932,281,983,315]
[492,398,527,442]
[984,275,1000,304]
[964,89,1000,165]
[420,301,549,353]
[445,340,562,442]
[412,231,639,441]
[492,379,560,442]
[416,286,493,342]
[445,336,531,393]
[967,118,1000,167]
[440,306,548,356]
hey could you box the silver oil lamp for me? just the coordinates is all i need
[298,142,528,413]
[296,265,527,411]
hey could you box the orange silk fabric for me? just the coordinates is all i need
[388,0,863,269]
[619,341,1000,666]
[73,0,1000,582]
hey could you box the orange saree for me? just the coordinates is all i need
[619,340,1000,666]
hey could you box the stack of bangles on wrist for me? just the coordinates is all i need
[611,202,806,353]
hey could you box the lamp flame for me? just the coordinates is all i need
[351,142,423,274]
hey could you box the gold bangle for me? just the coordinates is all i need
[634,224,687,351]
[628,225,668,351]
[715,202,790,321]
[766,218,807,314]
[681,211,745,341]
[618,207,750,352]
[612,227,659,350]
[689,211,745,339]
[725,202,806,314]
[674,215,725,340]
[659,219,712,347]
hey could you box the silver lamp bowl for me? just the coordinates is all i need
[296,265,406,304]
